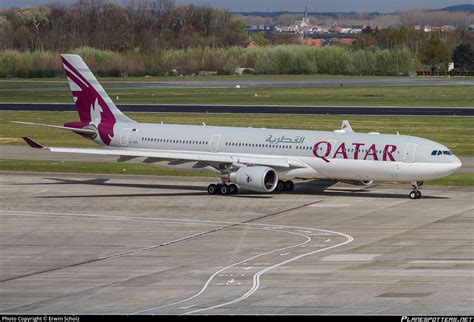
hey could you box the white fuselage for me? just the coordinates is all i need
[107,122,462,182]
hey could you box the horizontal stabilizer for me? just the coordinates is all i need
[22,137,45,149]
[12,121,96,134]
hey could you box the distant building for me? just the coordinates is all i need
[246,41,258,49]
[270,7,364,45]
[245,25,270,36]
[305,38,322,46]
[422,25,453,32]
[236,40,258,48]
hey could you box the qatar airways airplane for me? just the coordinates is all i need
[15,54,462,199]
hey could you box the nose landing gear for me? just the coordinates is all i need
[409,181,423,199]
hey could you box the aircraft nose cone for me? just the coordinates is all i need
[451,156,462,170]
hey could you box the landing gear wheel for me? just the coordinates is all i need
[276,180,286,192]
[208,184,217,195]
[409,181,423,200]
[220,184,229,195]
[284,181,294,191]
[229,184,238,195]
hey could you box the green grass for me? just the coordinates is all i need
[0,81,66,89]
[427,173,474,186]
[1,85,473,107]
[2,111,473,155]
[0,159,471,186]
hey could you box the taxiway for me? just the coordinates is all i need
[0,172,472,314]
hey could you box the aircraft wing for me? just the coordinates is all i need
[22,137,307,169]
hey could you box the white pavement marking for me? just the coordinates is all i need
[184,230,353,315]
[130,228,313,314]
[0,209,353,315]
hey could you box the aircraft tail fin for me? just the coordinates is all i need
[60,54,135,145]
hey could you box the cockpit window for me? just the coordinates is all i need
[432,150,453,156]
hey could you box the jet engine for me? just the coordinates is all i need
[339,180,373,186]
[229,166,278,193]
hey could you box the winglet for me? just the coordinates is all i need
[341,120,354,133]
[22,137,45,149]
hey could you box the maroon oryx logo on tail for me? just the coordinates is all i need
[61,56,116,145]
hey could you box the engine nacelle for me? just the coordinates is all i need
[339,180,373,186]
[230,166,278,193]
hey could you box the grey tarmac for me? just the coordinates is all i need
[0,172,472,314]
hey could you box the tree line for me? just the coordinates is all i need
[0,0,473,76]
[237,9,473,29]
[0,46,413,78]
[0,0,247,52]
[352,26,474,71]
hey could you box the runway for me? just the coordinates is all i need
[1,103,473,116]
[0,172,472,314]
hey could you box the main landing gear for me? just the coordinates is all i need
[409,181,423,200]
[207,183,238,195]
[275,180,294,192]
[207,180,295,195]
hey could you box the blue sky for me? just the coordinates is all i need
[0,0,469,12]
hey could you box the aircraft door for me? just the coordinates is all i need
[210,134,221,152]
[404,143,417,163]
[120,128,132,146]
